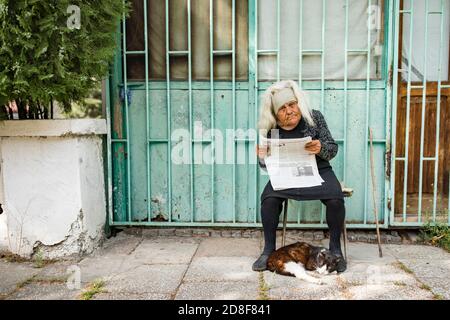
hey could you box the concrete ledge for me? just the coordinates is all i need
[0,119,107,137]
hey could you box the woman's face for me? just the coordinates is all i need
[276,100,301,128]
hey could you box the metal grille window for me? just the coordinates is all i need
[401,0,450,81]
[257,0,385,80]
[125,0,249,80]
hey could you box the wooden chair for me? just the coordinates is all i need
[281,186,354,260]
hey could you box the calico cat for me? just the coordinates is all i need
[267,242,341,284]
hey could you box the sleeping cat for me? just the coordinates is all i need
[267,242,341,284]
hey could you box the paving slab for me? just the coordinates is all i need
[35,260,79,280]
[97,233,143,256]
[184,257,258,282]
[263,271,341,300]
[174,281,259,300]
[77,254,131,284]
[0,261,40,296]
[339,261,418,286]
[346,284,433,300]
[397,259,450,278]
[93,292,171,300]
[130,238,199,264]
[384,244,450,299]
[101,264,187,295]
[414,277,450,299]
[195,238,260,258]
[345,243,396,263]
[6,283,79,300]
[385,244,450,260]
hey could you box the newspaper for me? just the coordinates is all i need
[260,135,324,190]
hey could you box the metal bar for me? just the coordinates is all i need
[168,50,190,55]
[165,0,172,223]
[336,138,386,144]
[234,138,256,142]
[209,0,214,223]
[422,157,437,161]
[390,0,401,226]
[109,22,124,224]
[232,0,236,223]
[276,0,280,81]
[122,6,132,222]
[125,50,146,54]
[298,0,303,89]
[212,50,233,55]
[257,49,279,55]
[298,0,303,224]
[343,0,349,207]
[105,76,113,226]
[347,49,369,54]
[403,1,415,222]
[120,80,387,90]
[144,0,151,224]
[383,0,394,229]
[320,0,326,224]
[363,0,372,224]
[389,221,438,227]
[432,0,445,223]
[302,49,323,54]
[148,138,169,142]
[417,0,429,223]
[188,0,194,223]
[252,0,258,223]
[110,221,391,229]
[111,139,128,143]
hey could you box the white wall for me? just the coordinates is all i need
[0,119,107,259]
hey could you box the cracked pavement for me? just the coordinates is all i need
[1,232,449,300]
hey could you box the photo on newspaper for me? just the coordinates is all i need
[260,135,324,190]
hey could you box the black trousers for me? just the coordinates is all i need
[261,197,345,255]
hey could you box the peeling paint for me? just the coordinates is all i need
[31,209,103,260]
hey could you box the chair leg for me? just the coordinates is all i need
[342,221,348,260]
[282,200,288,247]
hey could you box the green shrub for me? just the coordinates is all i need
[420,222,450,252]
[0,0,129,119]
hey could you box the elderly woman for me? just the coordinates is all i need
[253,80,347,273]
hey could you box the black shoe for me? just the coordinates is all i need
[252,254,270,271]
[335,254,347,273]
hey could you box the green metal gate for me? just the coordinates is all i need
[390,0,450,226]
[105,0,447,228]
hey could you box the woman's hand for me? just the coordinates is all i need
[256,145,269,159]
[305,140,321,155]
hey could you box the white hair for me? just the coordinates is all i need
[258,80,315,133]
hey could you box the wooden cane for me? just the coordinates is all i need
[369,128,383,258]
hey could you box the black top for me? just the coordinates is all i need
[259,109,344,201]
